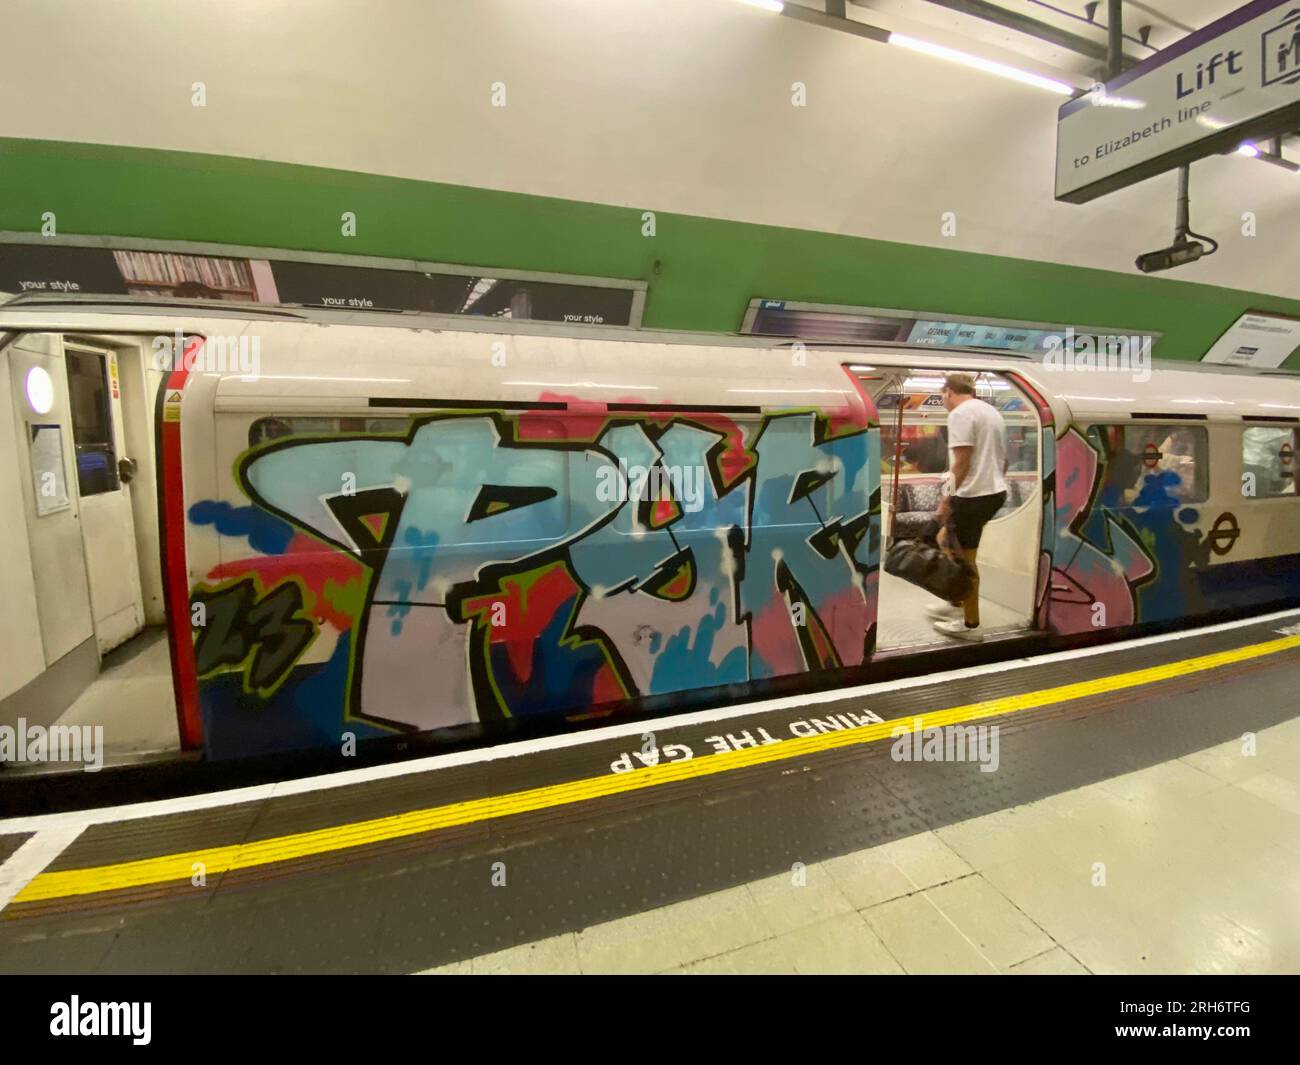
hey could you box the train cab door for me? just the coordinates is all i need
[63,339,146,655]
[6,333,96,669]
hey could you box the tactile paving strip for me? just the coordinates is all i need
[1,616,1298,972]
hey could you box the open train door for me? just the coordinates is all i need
[857,366,1045,652]
[62,338,146,655]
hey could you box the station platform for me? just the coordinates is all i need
[2,609,1299,975]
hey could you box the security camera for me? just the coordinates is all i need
[1132,165,1218,274]
[1134,239,1208,273]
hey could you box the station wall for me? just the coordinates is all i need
[1,0,1298,361]
[3,138,1297,367]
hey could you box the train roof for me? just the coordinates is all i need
[2,294,1298,424]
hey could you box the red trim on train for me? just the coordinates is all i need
[1005,371,1054,426]
[840,363,881,427]
[161,337,204,751]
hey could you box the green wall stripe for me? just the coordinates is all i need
[2,137,1297,366]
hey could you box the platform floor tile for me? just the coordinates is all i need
[410,715,1300,975]
[676,912,904,975]
[1008,947,1090,975]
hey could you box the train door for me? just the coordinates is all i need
[5,333,97,669]
[864,367,1044,652]
[63,340,146,655]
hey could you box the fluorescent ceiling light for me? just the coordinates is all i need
[890,33,1074,96]
[1089,87,1143,109]
[738,0,784,11]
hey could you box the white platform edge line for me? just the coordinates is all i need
[2,606,1298,837]
[0,826,85,913]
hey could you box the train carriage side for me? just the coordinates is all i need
[178,326,882,759]
[7,300,1297,774]
[1026,364,1300,633]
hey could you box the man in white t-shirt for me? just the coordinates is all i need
[929,373,1007,640]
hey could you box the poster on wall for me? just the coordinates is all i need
[268,261,637,324]
[1201,311,1300,368]
[743,299,1160,357]
[0,241,642,326]
[0,245,128,297]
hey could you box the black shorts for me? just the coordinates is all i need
[949,491,1007,550]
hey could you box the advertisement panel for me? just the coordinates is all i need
[0,242,641,326]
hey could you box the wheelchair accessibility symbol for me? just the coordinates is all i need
[1263,8,1300,87]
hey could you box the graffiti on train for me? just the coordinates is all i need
[188,409,880,750]
[1047,426,1215,632]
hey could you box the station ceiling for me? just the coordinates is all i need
[837,1,1284,85]
[2,0,1294,301]
[829,1,1283,81]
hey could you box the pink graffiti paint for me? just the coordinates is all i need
[1050,430,1154,634]
[821,586,874,667]
[208,533,365,632]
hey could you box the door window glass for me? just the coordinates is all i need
[29,424,71,515]
[1087,424,1209,505]
[1243,426,1297,498]
[65,349,119,496]
[868,369,1040,480]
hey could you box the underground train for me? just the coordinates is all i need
[2,298,1299,764]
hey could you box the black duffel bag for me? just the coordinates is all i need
[884,536,975,606]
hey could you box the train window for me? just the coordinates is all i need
[748,416,842,531]
[249,415,404,446]
[1086,424,1209,505]
[64,348,119,496]
[245,414,571,547]
[876,371,1040,480]
[1243,427,1297,498]
[882,422,948,475]
[29,424,71,516]
[1005,425,1039,474]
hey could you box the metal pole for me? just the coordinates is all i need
[1174,166,1190,242]
[1107,0,1124,78]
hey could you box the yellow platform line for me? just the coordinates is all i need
[14,632,1300,906]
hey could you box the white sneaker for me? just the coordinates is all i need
[933,618,983,641]
[926,601,963,621]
